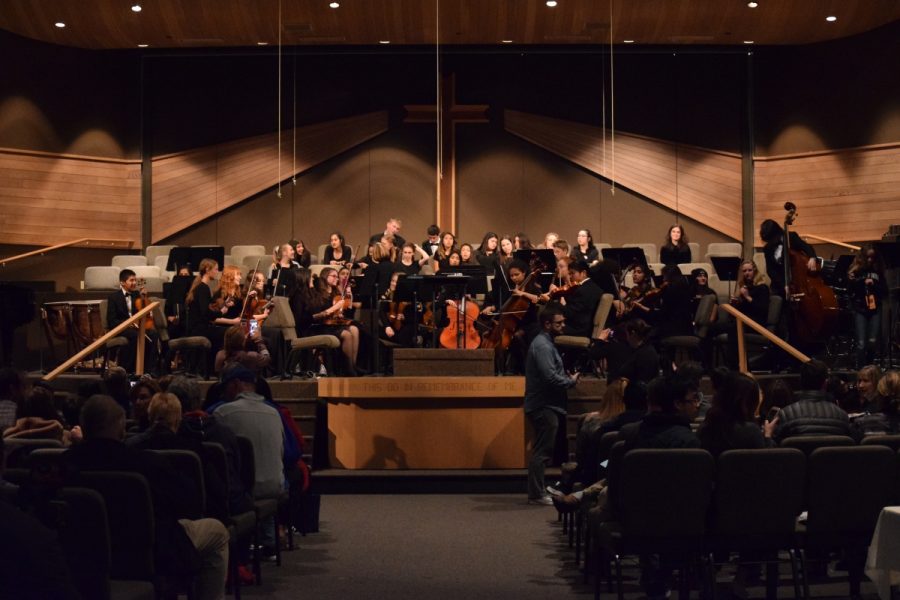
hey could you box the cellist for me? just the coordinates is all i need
[482,259,543,374]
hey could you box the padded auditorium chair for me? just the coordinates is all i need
[555,293,614,373]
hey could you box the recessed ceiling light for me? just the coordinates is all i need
[744,40,754,44]
[825,15,837,22]
[137,43,148,47]
[747,1,758,7]
[54,22,66,28]
[623,39,635,44]
[501,39,513,44]
[131,4,142,12]
[257,41,268,46]
[329,1,339,7]
[379,40,391,44]
[546,0,558,7]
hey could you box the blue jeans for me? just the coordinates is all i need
[854,308,882,367]
[527,407,560,499]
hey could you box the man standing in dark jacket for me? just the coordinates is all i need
[525,305,579,505]
[774,359,852,442]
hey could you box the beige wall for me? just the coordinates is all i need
[0,245,124,292]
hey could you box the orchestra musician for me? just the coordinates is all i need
[323,232,353,267]
[560,259,603,338]
[304,266,362,376]
[290,239,312,269]
[514,232,533,250]
[185,259,232,356]
[540,232,559,250]
[459,243,478,266]
[379,271,417,347]
[497,235,515,270]
[482,259,543,374]
[570,229,600,265]
[369,217,406,249]
[432,231,457,271]
[396,243,425,275]
[420,224,441,257]
[726,259,771,368]
[552,240,570,261]
[759,219,818,298]
[659,224,692,266]
[847,245,888,367]
[106,268,159,374]
[270,243,301,297]
[688,267,718,326]
[619,264,656,321]
[475,232,500,273]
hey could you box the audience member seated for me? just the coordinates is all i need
[214,324,271,375]
[2,384,82,446]
[126,393,228,521]
[0,367,28,432]
[773,359,853,443]
[855,364,882,413]
[128,377,162,433]
[168,376,254,516]
[64,394,229,600]
[209,367,285,557]
[697,370,776,457]
[850,369,900,437]
[592,319,660,385]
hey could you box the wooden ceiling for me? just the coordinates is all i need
[1,0,898,49]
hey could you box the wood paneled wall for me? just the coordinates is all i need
[151,111,389,243]
[754,142,900,243]
[0,147,140,246]
[504,110,744,241]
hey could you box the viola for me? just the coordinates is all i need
[440,297,481,349]
[387,301,410,331]
[133,278,155,331]
[782,202,838,344]
[324,280,353,326]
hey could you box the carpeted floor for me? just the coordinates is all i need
[238,494,879,599]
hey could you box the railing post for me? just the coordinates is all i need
[736,322,748,374]
[136,318,147,376]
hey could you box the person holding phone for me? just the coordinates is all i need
[214,324,271,375]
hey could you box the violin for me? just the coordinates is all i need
[133,278,155,331]
[547,280,581,301]
[440,297,481,349]
[324,279,353,326]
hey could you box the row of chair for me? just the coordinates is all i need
[5,437,293,599]
[556,434,900,599]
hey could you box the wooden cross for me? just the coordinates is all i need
[403,73,489,233]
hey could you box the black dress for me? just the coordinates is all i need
[659,244,691,266]
[323,245,354,266]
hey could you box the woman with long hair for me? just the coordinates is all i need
[459,243,478,266]
[214,324,271,375]
[570,229,599,265]
[847,245,888,367]
[290,239,312,269]
[698,371,775,456]
[475,231,500,274]
[323,232,353,268]
[306,267,362,375]
[432,231,457,271]
[514,232,533,251]
[497,235,515,270]
[395,243,422,276]
[185,259,231,353]
[660,224,692,265]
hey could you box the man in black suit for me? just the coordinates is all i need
[561,260,604,338]
[368,217,406,249]
[420,224,441,257]
[106,269,158,374]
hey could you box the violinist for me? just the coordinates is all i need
[760,219,818,298]
[323,232,353,268]
[244,270,273,323]
[540,232,559,250]
[185,258,230,355]
[209,266,246,326]
[619,264,655,320]
[552,240,570,261]
[848,245,887,367]
[306,267,362,376]
[570,229,600,265]
[540,256,573,304]
[660,224,692,266]
[106,268,159,374]
[379,271,416,347]
[561,260,604,338]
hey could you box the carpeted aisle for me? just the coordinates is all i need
[240,493,587,599]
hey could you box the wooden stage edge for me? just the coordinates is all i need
[320,376,529,470]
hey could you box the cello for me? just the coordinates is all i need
[480,267,541,350]
[440,296,481,349]
[782,202,839,345]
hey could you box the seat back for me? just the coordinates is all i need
[861,434,900,452]
[807,446,895,538]
[149,449,205,519]
[145,245,177,269]
[705,243,743,264]
[712,449,805,540]
[687,242,701,261]
[78,471,155,581]
[780,435,855,455]
[590,293,615,337]
[231,245,267,265]
[677,262,714,278]
[131,265,162,281]
[235,436,257,496]
[111,255,147,268]
[263,296,297,342]
[317,244,330,264]
[56,487,113,600]
[3,438,63,469]
[765,294,783,330]
[242,254,272,271]
[85,266,122,290]
[620,449,715,540]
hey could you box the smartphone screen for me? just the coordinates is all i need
[249,319,259,336]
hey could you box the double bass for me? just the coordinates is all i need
[782,202,839,344]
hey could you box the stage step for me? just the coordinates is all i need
[310,467,562,495]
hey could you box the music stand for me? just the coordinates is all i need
[514,249,556,273]
[190,246,225,271]
[166,247,192,272]
[874,241,900,367]
[828,254,855,290]
[443,265,488,295]
[601,248,649,276]
[710,256,742,297]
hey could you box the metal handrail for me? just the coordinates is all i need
[720,304,810,374]
[42,301,159,381]
[0,238,134,268]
